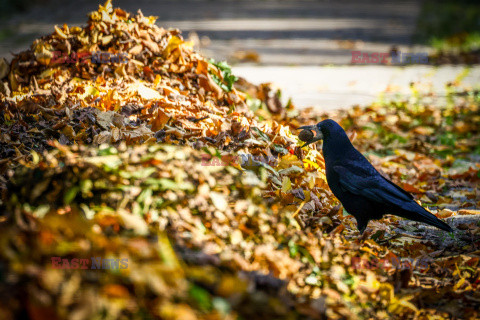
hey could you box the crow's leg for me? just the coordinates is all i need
[355,216,369,235]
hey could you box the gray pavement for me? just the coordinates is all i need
[233,65,480,109]
[1,0,479,109]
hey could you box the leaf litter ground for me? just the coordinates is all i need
[0,1,479,319]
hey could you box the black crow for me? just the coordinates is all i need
[298,119,453,234]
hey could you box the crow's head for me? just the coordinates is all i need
[298,119,346,147]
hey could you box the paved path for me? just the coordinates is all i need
[233,65,480,109]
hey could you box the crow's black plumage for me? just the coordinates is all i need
[298,119,453,234]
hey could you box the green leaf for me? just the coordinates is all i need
[137,188,153,205]
[64,186,80,205]
[251,127,270,142]
[189,285,212,312]
[208,59,238,92]
[288,239,299,258]
[273,144,288,155]
[80,179,93,196]
[298,247,316,265]
[144,178,194,191]
[119,167,156,179]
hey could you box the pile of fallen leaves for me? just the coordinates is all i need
[1,1,480,319]
[0,0,289,170]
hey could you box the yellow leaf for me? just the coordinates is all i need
[454,277,466,290]
[281,176,292,193]
[54,25,68,39]
[34,42,53,65]
[80,85,99,99]
[153,74,162,87]
[303,158,320,170]
[163,36,193,58]
[38,68,55,80]
[278,154,303,169]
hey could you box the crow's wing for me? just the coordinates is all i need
[381,175,414,200]
[333,161,453,232]
[333,162,413,204]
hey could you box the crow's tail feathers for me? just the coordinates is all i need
[396,203,453,232]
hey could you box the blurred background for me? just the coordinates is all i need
[1,0,479,109]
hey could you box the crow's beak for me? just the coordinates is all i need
[298,125,323,148]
